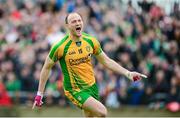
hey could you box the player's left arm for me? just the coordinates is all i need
[95,51,147,81]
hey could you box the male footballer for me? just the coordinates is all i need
[32,12,147,117]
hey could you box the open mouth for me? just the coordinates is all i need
[76,27,81,32]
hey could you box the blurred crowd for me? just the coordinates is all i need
[0,0,180,109]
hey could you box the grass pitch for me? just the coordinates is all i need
[1,105,179,117]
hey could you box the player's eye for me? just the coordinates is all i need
[71,20,76,24]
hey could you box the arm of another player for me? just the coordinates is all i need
[32,56,55,109]
[95,51,147,81]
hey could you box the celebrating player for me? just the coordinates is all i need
[32,12,147,117]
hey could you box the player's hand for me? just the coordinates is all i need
[32,95,43,109]
[127,71,147,82]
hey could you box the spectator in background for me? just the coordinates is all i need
[150,70,169,109]
[5,72,21,104]
[138,0,154,13]
[171,2,180,20]
[169,66,180,102]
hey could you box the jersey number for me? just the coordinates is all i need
[78,49,83,54]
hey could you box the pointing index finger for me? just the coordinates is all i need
[32,101,37,109]
[140,74,147,78]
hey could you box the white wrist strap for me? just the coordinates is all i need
[126,71,130,78]
[37,91,43,98]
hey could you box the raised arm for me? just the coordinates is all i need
[95,51,147,81]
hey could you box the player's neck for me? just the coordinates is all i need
[69,33,81,42]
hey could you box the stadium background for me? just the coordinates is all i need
[0,0,180,117]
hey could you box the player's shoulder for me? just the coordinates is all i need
[82,32,96,40]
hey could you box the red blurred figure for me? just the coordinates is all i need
[0,82,12,106]
[166,102,180,112]
[150,4,164,20]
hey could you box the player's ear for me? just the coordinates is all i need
[65,23,70,30]
[65,15,69,28]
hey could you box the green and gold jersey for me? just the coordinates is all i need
[48,32,102,91]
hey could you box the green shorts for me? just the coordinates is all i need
[64,83,99,108]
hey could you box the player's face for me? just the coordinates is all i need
[67,13,83,37]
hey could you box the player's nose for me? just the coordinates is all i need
[76,23,81,26]
[77,22,81,26]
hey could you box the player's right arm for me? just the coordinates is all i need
[32,42,61,109]
[38,56,55,95]
[32,56,56,109]
[91,36,147,82]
